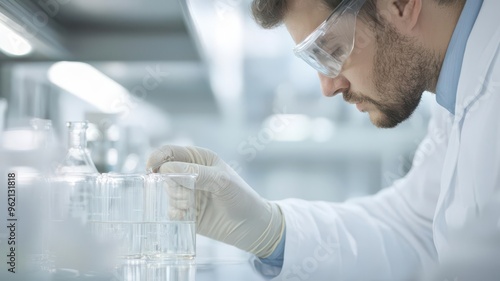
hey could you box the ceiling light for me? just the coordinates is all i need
[0,21,32,56]
[48,62,132,114]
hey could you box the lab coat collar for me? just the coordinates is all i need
[435,0,483,115]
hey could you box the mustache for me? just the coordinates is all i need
[343,90,366,104]
[343,90,386,110]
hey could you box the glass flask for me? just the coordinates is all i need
[57,121,98,175]
[46,122,99,273]
[51,121,98,228]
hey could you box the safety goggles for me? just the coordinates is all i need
[293,0,367,78]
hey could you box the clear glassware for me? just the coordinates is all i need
[57,121,98,175]
[30,118,53,148]
[113,260,195,281]
[143,173,197,261]
[87,173,197,262]
[43,122,99,273]
[49,121,98,246]
[51,121,98,225]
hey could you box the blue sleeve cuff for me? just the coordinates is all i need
[258,227,286,268]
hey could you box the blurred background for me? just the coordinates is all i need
[0,0,434,278]
[0,0,434,200]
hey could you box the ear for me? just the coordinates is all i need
[386,0,422,32]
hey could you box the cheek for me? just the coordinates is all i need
[352,22,375,56]
[342,35,377,99]
[352,23,377,81]
[350,41,375,78]
[345,21,376,91]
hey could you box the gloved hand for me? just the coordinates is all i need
[146,145,285,258]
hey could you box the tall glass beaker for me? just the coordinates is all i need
[143,173,197,261]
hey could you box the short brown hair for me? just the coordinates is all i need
[251,0,379,29]
[251,0,463,29]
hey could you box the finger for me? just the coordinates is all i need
[146,145,217,172]
[146,145,177,173]
[159,161,196,173]
[158,162,231,194]
[168,207,185,220]
[168,198,190,210]
[166,185,190,200]
[166,184,192,208]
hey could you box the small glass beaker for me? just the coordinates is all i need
[143,173,197,261]
[88,173,146,259]
[114,260,196,281]
[87,173,197,262]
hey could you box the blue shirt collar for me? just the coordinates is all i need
[435,0,483,115]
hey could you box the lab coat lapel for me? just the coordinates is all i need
[454,0,500,121]
[434,0,500,248]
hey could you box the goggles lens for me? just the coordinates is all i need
[293,0,366,77]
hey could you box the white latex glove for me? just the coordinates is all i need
[147,145,285,258]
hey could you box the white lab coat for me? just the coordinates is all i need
[263,0,500,280]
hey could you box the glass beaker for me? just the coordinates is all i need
[47,174,99,271]
[88,173,146,260]
[87,173,197,263]
[143,173,197,261]
[114,260,195,281]
[49,174,98,223]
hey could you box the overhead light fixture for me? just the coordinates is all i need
[48,62,132,114]
[0,21,32,56]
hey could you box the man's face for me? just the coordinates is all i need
[284,0,441,128]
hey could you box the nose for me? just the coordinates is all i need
[318,73,350,97]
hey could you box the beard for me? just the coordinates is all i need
[345,21,442,128]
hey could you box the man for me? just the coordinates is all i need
[147,0,500,279]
